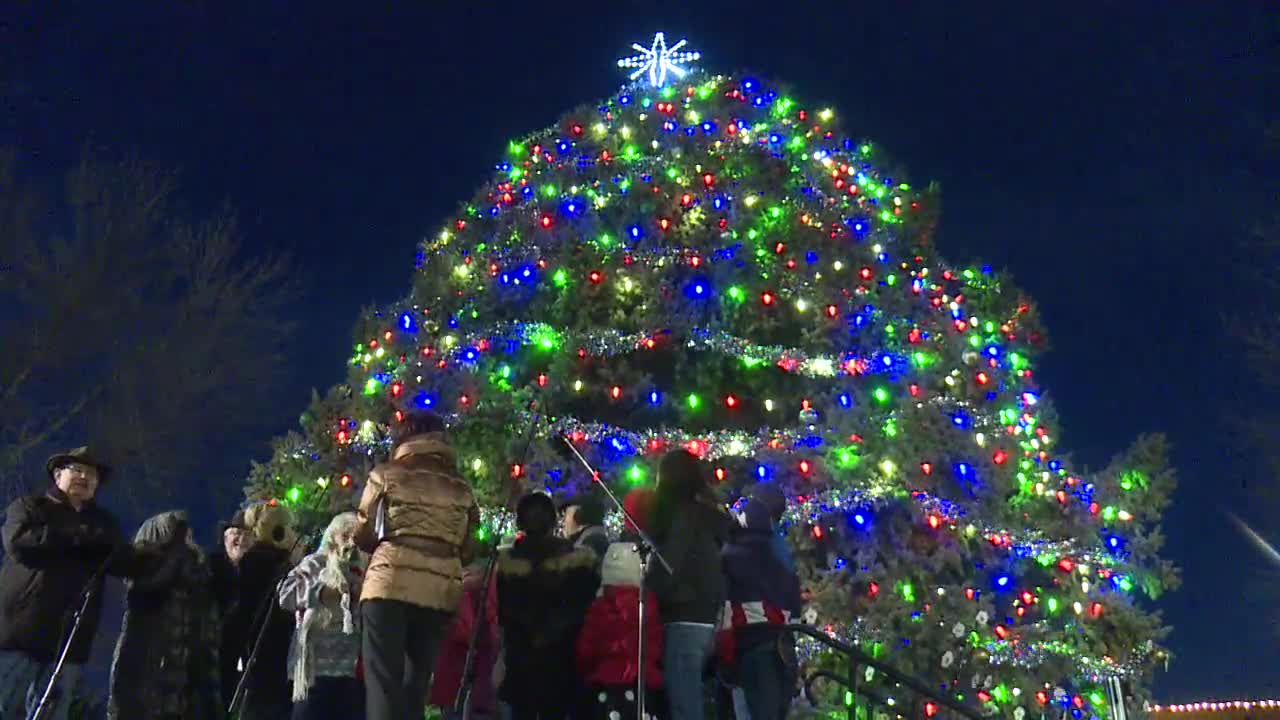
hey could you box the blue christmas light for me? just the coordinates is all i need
[839,393,852,408]
[399,313,418,333]
[649,390,662,405]
[994,574,1012,589]
[629,225,643,239]
[413,392,436,409]
[756,464,770,480]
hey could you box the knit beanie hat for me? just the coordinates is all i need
[600,541,643,589]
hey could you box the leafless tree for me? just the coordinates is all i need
[0,148,298,507]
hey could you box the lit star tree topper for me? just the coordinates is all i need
[616,32,701,88]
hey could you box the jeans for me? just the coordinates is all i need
[739,642,788,720]
[292,675,364,720]
[0,652,82,720]
[663,623,715,720]
[362,599,452,720]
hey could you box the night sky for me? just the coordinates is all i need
[5,1,1277,700]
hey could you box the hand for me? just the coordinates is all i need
[319,586,343,609]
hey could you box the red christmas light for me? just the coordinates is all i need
[927,515,941,529]
[1091,602,1104,617]
[1058,558,1075,573]
[659,217,671,231]
[390,382,403,397]
[799,460,811,474]
[994,625,1008,640]
[702,173,715,187]
[976,372,990,385]
[610,386,622,399]
[826,304,838,318]
[993,450,1008,464]
[589,271,603,284]
[511,464,524,478]
[339,474,352,488]
[921,462,933,475]
[868,581,879,597]
[537,374,548,387]
[725,395,738,408]
[860,267,873,280]
[761,292,775,306]
[540,215,553,228]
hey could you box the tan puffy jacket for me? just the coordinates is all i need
[355,433,479,611]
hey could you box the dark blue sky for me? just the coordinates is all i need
[6,1,1277,700]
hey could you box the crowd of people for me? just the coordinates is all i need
[0,413,804,720]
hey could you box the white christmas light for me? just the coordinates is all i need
[617,32,701,88]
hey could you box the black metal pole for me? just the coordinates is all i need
[452,402,543,717]
[31,558,110,720]
[560,437,671,720]
[228,487,332,716]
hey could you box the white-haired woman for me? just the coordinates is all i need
[278,512,368,720]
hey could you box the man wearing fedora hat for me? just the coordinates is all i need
[0,446,131,720]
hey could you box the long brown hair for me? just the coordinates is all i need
[651,449,711,538]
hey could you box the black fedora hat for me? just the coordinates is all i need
[45,447,112,484]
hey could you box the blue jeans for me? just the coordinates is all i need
[739,642,787,720]
[663,623,715,720]
[0,652,82,720]
[292,675,364,720]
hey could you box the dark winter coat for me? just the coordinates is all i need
[232,542,296,708]
[646,499,732,624]
[208,547,244,709]
[0,488,135,663]
[496,535,599,705]
[108,511,222,720]
[569,525,610,565]
[720,501,803,658]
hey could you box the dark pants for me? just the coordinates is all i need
[293,675,365,720]
[362,599,452,720]
[508,698,573,720]
[241,700,293,720]
[739,642,789,720]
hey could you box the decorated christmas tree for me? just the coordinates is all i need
[245,34,1177,718]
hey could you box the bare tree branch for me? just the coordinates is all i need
[0,148,300,504]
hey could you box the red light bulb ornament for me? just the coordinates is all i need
[799,460,811,475]
[540,215,553,228]
[762,291,775,306]
[589,270,603,284]
[724,395,738,408]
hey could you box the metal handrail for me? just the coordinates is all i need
[785,624,987,720]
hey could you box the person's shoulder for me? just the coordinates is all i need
[496,545,531,577]
[4,493,40,514]
[549,542,598,574]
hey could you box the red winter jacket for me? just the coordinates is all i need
[575,586,663,689]
[429,567,499,712]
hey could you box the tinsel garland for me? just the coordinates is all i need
[379,321,853,378]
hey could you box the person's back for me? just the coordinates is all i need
[356,412,480,720]
[720,500,802,720]
[108,511,221,720]
[359,434,477,610]
[497,493,599,720]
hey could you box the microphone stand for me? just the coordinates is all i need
[561,437,672,720]
[229,488,332,716]
[453,402,543,718]
[31,555,111,720]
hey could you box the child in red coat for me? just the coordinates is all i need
[576,489,663,720]
[429,562,500,719]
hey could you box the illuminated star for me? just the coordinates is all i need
[617,32,701,89]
